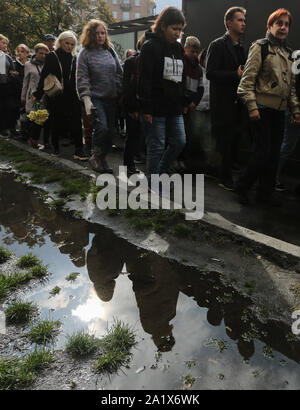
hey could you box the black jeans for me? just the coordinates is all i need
[123,115,141,168]
[237,108,285,198]
[212,103,243,183]
[50,110,83,152]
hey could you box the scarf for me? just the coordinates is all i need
[266,31,287,48]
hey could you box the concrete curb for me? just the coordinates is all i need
[3,137,300,269]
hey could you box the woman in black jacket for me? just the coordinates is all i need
[34,31,87,160]
[138,7,186,184]
[0,34,19,136]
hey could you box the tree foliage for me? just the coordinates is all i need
[0,0,115,50]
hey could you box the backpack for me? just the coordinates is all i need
[256,38,293,70]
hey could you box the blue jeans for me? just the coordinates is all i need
[277,108,300,180]
[143,115,186,179]
[91,98,117,155]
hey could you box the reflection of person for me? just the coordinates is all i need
[86,232,125,302]
[127,254,178,352]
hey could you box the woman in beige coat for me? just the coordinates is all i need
[236,8,300,206]
[21,43,49,147]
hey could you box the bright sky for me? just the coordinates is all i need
[155,0,182,14]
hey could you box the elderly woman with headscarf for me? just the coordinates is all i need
[33,31,88,159]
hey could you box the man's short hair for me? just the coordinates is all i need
[44,34,56,41]
[184,36,201,51]
[224,6,246,29]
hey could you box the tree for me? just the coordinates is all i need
[0,0,115,50]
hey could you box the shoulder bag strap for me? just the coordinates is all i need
[53,51,64,88]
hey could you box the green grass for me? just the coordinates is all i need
[0,246,12,264]
[49,199,67,208]
[183,374,196,386]
[93,319,137,374]
[5,300,38,324]
[49,286,61,296]
[26,319,61,344]
[174,223,192,238]
[65,331,100,358]
[0,258,48,301]
[65,272,80,282]
[23,348,54,372]
[16,253,41,269]
[0,349,54,390]
[206,337,228,353]
[0,357,36,390]
[27,264,48,278]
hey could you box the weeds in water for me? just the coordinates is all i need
[65,331,100,358]
[206,337,228,353]
[65,272,80,282]
[0,246,12,264]
[0,260,48,301]
[5,300,38,324]
[26,319,61,344]
[93,319,137,375]
[185,360,196,368]
[183,374,196,388]
[49,286,61,296]
[16,253,41,269]
[27,264,48,278]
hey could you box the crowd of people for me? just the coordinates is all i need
[0,5,299,207]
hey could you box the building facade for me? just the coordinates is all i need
[105,0,156,21]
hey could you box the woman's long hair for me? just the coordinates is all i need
[151,7,186,37]
[80,19,111,50]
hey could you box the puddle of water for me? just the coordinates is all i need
[0,171,300,389]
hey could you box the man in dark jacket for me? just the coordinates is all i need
[206,6,247,190]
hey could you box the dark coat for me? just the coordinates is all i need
[123,51,140,114]
[206,33,247,127]
[34,48,81,114]
[138,31,185,117]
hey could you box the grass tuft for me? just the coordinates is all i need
[26,319,61,345]
[0,246,12,264]
[93,319,137,375]
[65,331,100,358]
[0,349,54,390]
[5,300,38,324]
[16,253,41,269]
[65,272,80,282]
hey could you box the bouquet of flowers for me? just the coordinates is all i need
[27,101,49,126]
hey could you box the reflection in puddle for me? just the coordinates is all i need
[0,172,300,389]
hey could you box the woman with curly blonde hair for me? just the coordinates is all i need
[77,19,123,173]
